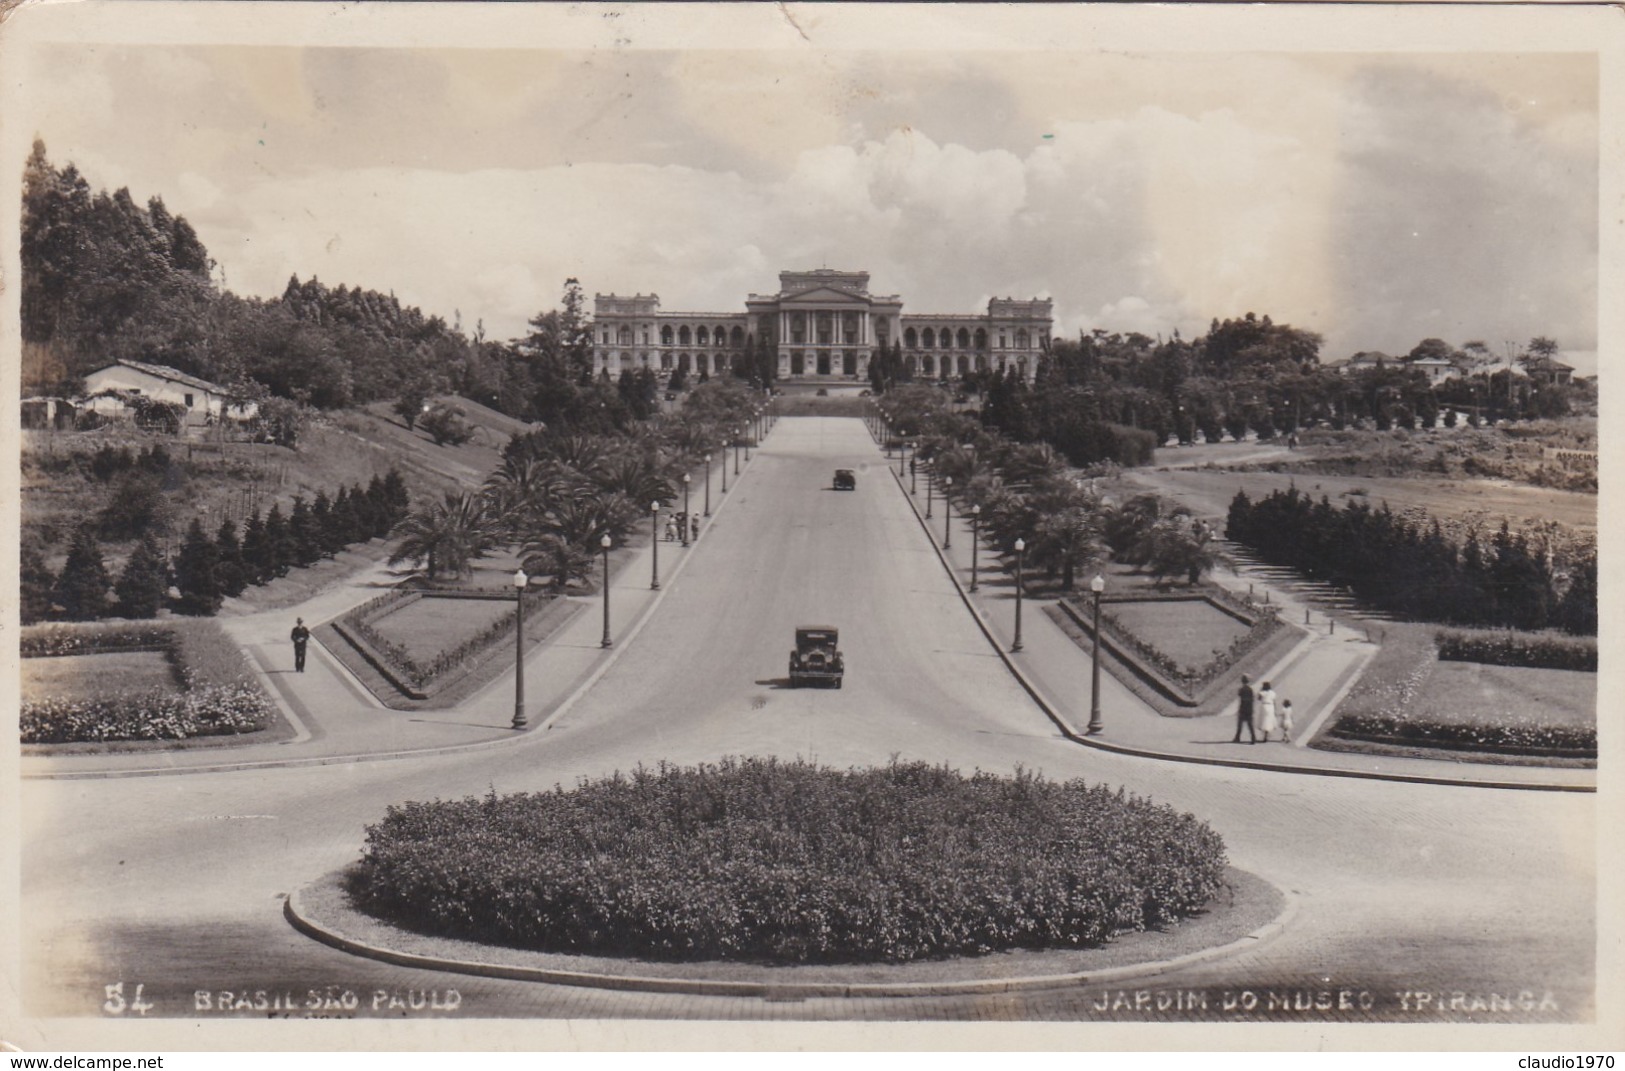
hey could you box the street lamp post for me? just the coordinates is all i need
[704,453,712,516]
[898,432,908,478]
[926,464,934,518]
[1012,538,1025,652]
[909,443,917,495]
[734,429,741,475]
[600,535,613,648]
[681,474,691,546]
[943,476,953,549]
[650,501,661,590]
[1088,573,1105,735]
[970,504,981,591]
[512,568,528,729]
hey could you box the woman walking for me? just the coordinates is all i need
[1257,680,1279,743]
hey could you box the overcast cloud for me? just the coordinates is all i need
[21,43,1598,365]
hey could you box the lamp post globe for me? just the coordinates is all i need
[650,501,661,590]
[1012,538,1025,652]
[1088,573,1106,735]
[511,568,529,729]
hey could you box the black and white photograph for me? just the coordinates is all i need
[2,0,1619,1055]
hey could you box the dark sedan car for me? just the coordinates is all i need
[833,469,856,490]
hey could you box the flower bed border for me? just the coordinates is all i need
[20,620,278,745]
[327,587,572,705]
[1057,590,1298,712]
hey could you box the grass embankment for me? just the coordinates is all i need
[348,758,1229,965]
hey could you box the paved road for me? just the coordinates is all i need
[17,417,1597,1029]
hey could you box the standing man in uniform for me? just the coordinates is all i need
[291,617,311,673]
[1232,673,1257,744]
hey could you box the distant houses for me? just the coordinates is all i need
[77,359,257,429]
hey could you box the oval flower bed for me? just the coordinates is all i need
[21,620,277,744]
[348,757,1229,965]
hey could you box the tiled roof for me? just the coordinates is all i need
[98,358,225,395]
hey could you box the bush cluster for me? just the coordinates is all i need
[1434,628,1597,672]
[1331,710,1596,756]
[349,758,1228,965]
[21,619,276,743]
[1227,488,1595,635]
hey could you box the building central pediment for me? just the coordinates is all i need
[778,286,872,305]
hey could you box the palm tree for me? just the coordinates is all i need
[518,491,638,591]
[519,535,596,594]
[595,452,674,508]
[1028,505,1104,591]
[388,491,497,580]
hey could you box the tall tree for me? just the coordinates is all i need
[114,534,169,619]
[173,517,223,615]
[54,525,111,621]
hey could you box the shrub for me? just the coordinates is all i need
[349,758,1229,965]
[20,619,276,743]
[1435,628,1596,672]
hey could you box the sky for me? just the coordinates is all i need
[16,35,1601,369]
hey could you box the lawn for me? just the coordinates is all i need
[22,650,177,701]
[367,595,517,665]
[1103,599,1251,671]
[1412,660,1595,729]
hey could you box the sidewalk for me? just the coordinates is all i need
[22,432,776,780]
[884,453,1595,793]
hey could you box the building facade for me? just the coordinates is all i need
[592,269,1053,383]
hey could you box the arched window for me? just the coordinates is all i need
[679,325,691,346]
[660,325,673,346]
[974,328,988,351]
[921,354,934,376]
[904,327,918,349]
[660,354,672,370]
[958,355,970,376]
[922,328,936,349]
[731,325,745,347]
[977,355,988,373]
[678,353,690,372]
[715,325,728,346]
[957,327,971,350]
[696,326,709,346]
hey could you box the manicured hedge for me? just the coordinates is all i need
[1330,710,1595,756]
[349,757,1228,964]
[21,620,276,743]
[1434,628,1597,673]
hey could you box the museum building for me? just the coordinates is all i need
[592,269,1054,383]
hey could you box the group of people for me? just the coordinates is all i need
[664,511,701,543]
[1232,673,1294,744]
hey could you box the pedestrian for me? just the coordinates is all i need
[1280,699,1295,744]
[290,617,311,673]
[664,515,676,542]
[1257,680,1278,742]
[1232,673,1257,744]
[690,513,700,542]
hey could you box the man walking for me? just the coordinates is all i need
[291,617,311,673]
[1232,673,1257,743]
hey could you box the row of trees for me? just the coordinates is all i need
[1225,488,1596,635]
[387,380,765,591]
[878,385,1221,591]
[23,472,410,623]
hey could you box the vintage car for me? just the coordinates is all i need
[788,626,844,688]
[833,469,856,490]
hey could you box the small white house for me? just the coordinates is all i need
[1403,356,1461,385]
[81,359,257,428]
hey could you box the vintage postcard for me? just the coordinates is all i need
[1,0,1619,1055]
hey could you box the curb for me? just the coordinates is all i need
[284,869,1296,1000]
[889,467,1595,795]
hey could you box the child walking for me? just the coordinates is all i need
[1280,698,1295,743]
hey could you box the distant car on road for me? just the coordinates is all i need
[789,626,844,688]
[815,388,829,396]
[833,469,856,490]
